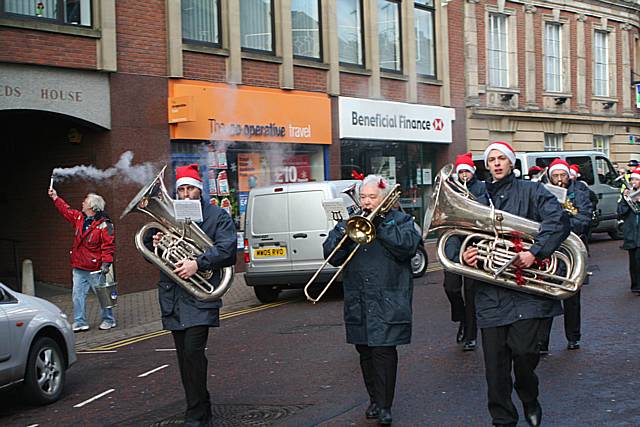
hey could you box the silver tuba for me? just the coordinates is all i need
[120,166,234,301]
[423,164,587,300]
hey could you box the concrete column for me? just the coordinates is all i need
[524,4,536,108]
[464,0,480,105]
[366,1,381,98]
[96,0,117,72]
[166,0,183,78]
[227,0,242,83]
[439,1,451,106]
[325,0,340,95]
[403,0,417,103]
[576,13,587,111]
[279,0,294,89]
[22,259,34,296]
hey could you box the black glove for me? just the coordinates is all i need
[372,214,386,229]
[100,262,112,274]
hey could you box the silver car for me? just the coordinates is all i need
[0,282,76,404]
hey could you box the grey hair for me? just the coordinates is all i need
[360,174,391,198]
[86,193,106,212]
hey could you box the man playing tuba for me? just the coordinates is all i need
[538,159,592,353]
[144,164,236,427]
[461,142,570,427]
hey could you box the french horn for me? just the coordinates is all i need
[121,166,234,301]
[424,164,587,299]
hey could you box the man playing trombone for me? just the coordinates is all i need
[322,175,421,425]
[617,167,640,294]
[461,142,570,427]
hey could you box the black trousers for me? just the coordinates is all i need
[443,271,477,340]
[539,291,581,345]
[355,345,398,409]
[629,248,640,291]
[481,319,544,426]
[172,326,211,424]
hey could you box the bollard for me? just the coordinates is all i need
[22,259,35,296]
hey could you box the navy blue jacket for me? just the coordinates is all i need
[618,197,640,250]
[474,173,570,328]
[323,209,421,346]
[565,180,593,236]
[444,176,486,262]
[144,198,237,330]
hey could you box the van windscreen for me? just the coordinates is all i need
[566,156,593,185]
[251,193,288,234]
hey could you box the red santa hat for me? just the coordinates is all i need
[175,163,203,190]
[569,164,580,178]
[483,141,516,167]
[528,165,543,175]
[548,158,570,176]
[455,152,476,174]
[630,168,640,181]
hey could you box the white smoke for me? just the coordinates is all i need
[52,151,158,185]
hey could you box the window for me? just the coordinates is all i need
[182,0,221,45]
[545,23,562,92]
[291,0,321,60]
[488,14,508,87]
[378,0,401,72]
[596,155,617,186]
[289,191,327,230]
[3,0,91,26]
[593,135,610,157]
[240,0,274,53]
[337,0,364,66]
[544,134,564,151]
[415,0,435,77]
[594,31,609,97]
[566,156,594,185]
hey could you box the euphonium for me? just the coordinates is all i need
[120,166,234,301]
[423,164,587,300]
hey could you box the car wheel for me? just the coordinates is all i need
[609,222,624,240]
[22,337,66,405]
[254,286,280,304]
[411,246,428,278]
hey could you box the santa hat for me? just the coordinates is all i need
[176,163,203,190]
[528,165,543,175]
[569,164,580,178]
[455,152,476,174]
[483,141,516,166]
[630,168,640,181]
[548,158,570,176]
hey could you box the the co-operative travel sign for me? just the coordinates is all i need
[338,97,455,143]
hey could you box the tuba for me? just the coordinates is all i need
[120,166,234,301]
[423,164,587,300]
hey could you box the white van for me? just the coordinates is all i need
[243,181,428,303]
[472,150,622,239]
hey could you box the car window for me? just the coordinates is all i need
[566,156,594,185]
[288,191,327,231]
[250,193,289,234]
[0,287,17,303]
[595,156,618,187]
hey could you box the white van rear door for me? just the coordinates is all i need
[248,192,292,271]
[288,189,331,271]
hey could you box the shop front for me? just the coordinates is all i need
[338,97,455,223]
[168,81,332,258]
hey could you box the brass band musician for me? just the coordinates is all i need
[618,167,640,294]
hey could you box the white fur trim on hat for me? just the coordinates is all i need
[456,164,475,174]
[549,163,570,176]
[631,173,640,180]
[483,142,516,167]
[176,177,203,190]
[569,169,578,177]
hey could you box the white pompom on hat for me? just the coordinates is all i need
[483,141,516,167]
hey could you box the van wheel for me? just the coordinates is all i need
[22,337,66,405]
[411,246,428,278]
[254,287,280,304]
[609,222,624,240]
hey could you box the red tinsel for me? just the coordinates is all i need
[378,179,386,189]
[351,169,365,180]
[509,235,550,286]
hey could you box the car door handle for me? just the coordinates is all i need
[292,233,308,239]
[319,233,327,237]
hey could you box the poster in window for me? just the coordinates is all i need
[273,154,311,184]
[371,156,397,186]
[238,153,268,192]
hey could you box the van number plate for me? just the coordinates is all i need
[253,247,287,258]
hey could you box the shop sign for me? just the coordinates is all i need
[338,97,454,143]
[0,63,111,129]
[169,81,331,144]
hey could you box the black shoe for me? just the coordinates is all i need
[567,340,580,350]
[538,342,549,355]
[523,400,542,427]
[378,407,392,425]
[456,322,465,343]
[365,402,379,419]
[462,340,476,351]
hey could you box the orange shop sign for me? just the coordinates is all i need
[168,81,332,144]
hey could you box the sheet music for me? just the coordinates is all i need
[174,200,203,222]
[543,184,567,204]
[322,199,349,222]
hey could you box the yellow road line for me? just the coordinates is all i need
[88,300,293,351]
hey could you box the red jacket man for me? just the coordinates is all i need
[49,189,116,331]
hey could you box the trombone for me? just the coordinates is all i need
[303,184,402,303]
